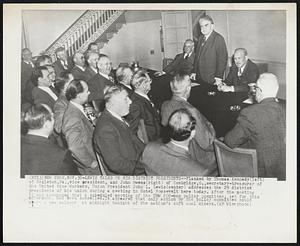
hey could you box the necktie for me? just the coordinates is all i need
[238,67,242,77]
[121,117,129,127]
[109,76,115,83]
[83,106,96,127]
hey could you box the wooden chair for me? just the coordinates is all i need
[214,139,258,177]
[137,118,149,144]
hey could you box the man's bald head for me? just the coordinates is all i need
[255,73,279,102]
[73,52,85,67]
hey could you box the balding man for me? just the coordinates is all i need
[161,73,217,175]
[88,55,114,112]
[155,39,195,76]
[225,73,286,180]
[141,108,211,176]
[71,52,89,81]
[93,85,146,175]
[218,48,260,92]
[83,52,99,81]
[116,65,134,96]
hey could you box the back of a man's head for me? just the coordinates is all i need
[170,73,191,97]
[131,69,149,90]
[168,108,196,142]
[256,73,279,101]
[116,65,133,85]
[65,79,84,101]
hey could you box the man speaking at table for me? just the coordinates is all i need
[224,73,286,180]
[218,48,260,93]
[190,14,228,86]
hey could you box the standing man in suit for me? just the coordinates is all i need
[126,69,161,142]
[161,73,217,175]
[88,55,114,112]
[191,14,228,85]
[115,65,134,96]
[71,52,89,81]
[21,103,79,177]
[32,66,58,110]
[83,52,99,81]
[225,73,286,180]
[35,55,52,67]
[155,39,195,76]
[53,47,73,78]
[62,79,101,175]
[93,85,146,175]
[218,48,260,92]
[141,108,210,176]
[21,48,35,110]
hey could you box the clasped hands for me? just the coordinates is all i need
[214,79,234,92]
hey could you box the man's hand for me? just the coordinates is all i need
[90,160,99,169]
[190,73,196,80]
[218,84,234,92]
[154,71,165,77]
[213,77,223,86]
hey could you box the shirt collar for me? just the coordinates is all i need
[135,91,150,101]
[204,30,213,41]
[170,140,189,151]
[70,101,86,117]
[90,66,98,74]
[106,108,124,123]
[76,65,85,71]
[99,72,110,80]
[120,82,132,90]
[38,86,58,101]
[27,132,49,139]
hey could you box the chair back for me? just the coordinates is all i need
[137,118,149,144]
[214,139,258,177]
[95,152,108,176]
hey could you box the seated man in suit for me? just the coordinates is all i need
[53,47,73,79]
[225,73,286,180]
[21,103,79,177]
[125,69,161,142]
[161,73,217,175]
[71,52,89,81]
[155,39,195,76]
[141,108,211,176]
[115,65,134,96]
[62,79,101,175]
[93,85,146,175]
[83,52,99,81]
[32,66,58,110]
[88,55,114,112]
[21,48,35,110]
[218,48,260,93]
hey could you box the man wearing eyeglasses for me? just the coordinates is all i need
[140,108,210,176]
[225,73,286,180]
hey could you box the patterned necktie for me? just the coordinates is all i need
[109,76,115,83]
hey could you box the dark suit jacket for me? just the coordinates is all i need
[125,92,161,142]
[53,57,74,78]
[32,87,56,110]
[141,141,210,176]
[161,96,217,174]
[62,102,101,175]
[164,52,195,75]
[21,134,79,177]
[83,66,97,82]
[87,73,114,111]
[93,109,146,175]
[21,60,35,104]
[118,83,134,97]
[53,95,68,134]
[194,30,228,83]
[224,59,260,92]
[225,98,286,180]
[71,65,89,82]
